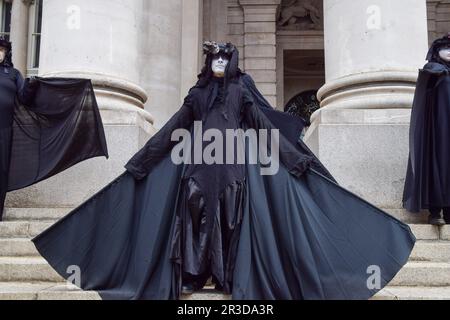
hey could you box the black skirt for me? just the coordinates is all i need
[171,177,246,293]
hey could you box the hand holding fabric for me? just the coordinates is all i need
[241,88,313,178]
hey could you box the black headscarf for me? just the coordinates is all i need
[0,36,13,68]
[426,33,450,67]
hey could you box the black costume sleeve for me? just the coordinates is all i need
[241,88,313,177]
[125,94,195,180]
[422,62,450,75]
[240,73,337,182]
[14,71,38,106]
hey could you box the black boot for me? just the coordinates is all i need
[443,207,450,224]
[181,272,196,295]
[181,282,195,295]
[428,207,446,226]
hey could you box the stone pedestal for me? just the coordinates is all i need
[6,0,155,208]
[305,0,429,210]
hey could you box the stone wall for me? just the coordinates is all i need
[428,0,450,42]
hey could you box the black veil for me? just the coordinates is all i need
[7,77,109,191]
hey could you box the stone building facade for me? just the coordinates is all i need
[1,0,450,300]
[1,0,449,220]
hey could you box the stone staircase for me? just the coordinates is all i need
[0,208,450,300]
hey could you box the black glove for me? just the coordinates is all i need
[25,76,40,92]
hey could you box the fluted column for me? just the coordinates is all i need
[9,0,31,75]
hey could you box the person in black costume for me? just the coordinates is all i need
[32,42,416,300]
[0,37,36,220]
[403,33,450,225]
[0,37,108,221]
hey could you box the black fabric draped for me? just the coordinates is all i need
[240,72,336,182]
[403,62,450,212]
[0,67,108,220]
[32,73,415,300]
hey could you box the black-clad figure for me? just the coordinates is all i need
[0,37,108,221]
[32,42,416,300]
[403,33,450,225]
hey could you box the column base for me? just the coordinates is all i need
[5,109,154,208]
[305,108,411,209]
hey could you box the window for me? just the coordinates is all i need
[28,0,42,74]
[0,0,12,40]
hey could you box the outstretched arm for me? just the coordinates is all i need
[241,88,313,177]
[15,71,38,106]
[125,93,195,180]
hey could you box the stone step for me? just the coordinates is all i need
[390,261,450,287]
[0,282,100,300]
[0,218,444,241]
[442,226,450,240]
[383,209,428,224]
[1,236,449,263]
[409,224,440,240]
[0,256,448,288]
[0,239,40,257]
[2,208,71,222]
[0,282,449,300]
[0,221,53,238]
[410,241,450,262]
[0,257,64,282]
[2,207,448,239]
[372,286,450,300]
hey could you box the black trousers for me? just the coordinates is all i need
[429,206,450,218]
[0,129,12,221]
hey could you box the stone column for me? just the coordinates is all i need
[139,0,183,129]
[239,0,280,108]
[7,0,155,209]
[180,0,203,104]
[9,0,31,75]
[305,0,429,220]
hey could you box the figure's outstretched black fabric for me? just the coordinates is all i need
[32,154,415,300]
[240,72,336,182]
[33,72,415,300]
[403,35,450,212]
[0,68,108,220]
[8,77,109,191]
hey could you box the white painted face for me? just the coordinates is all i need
[0,47,6,64]
[211,54,229,77]
[439,46,450,62]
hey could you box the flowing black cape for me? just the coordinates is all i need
[32,153,415,300]
[403,63,450,212]
[7,77,109,191]
[240,73,336,182]
[32,79,415,299]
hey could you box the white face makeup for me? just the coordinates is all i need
[211,55,229,77]
[439,47,450,62]
[0,47,6,64]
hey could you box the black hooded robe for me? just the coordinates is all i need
[0,65,108,220]
[403,36,450,213]
[31,72,416,300]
